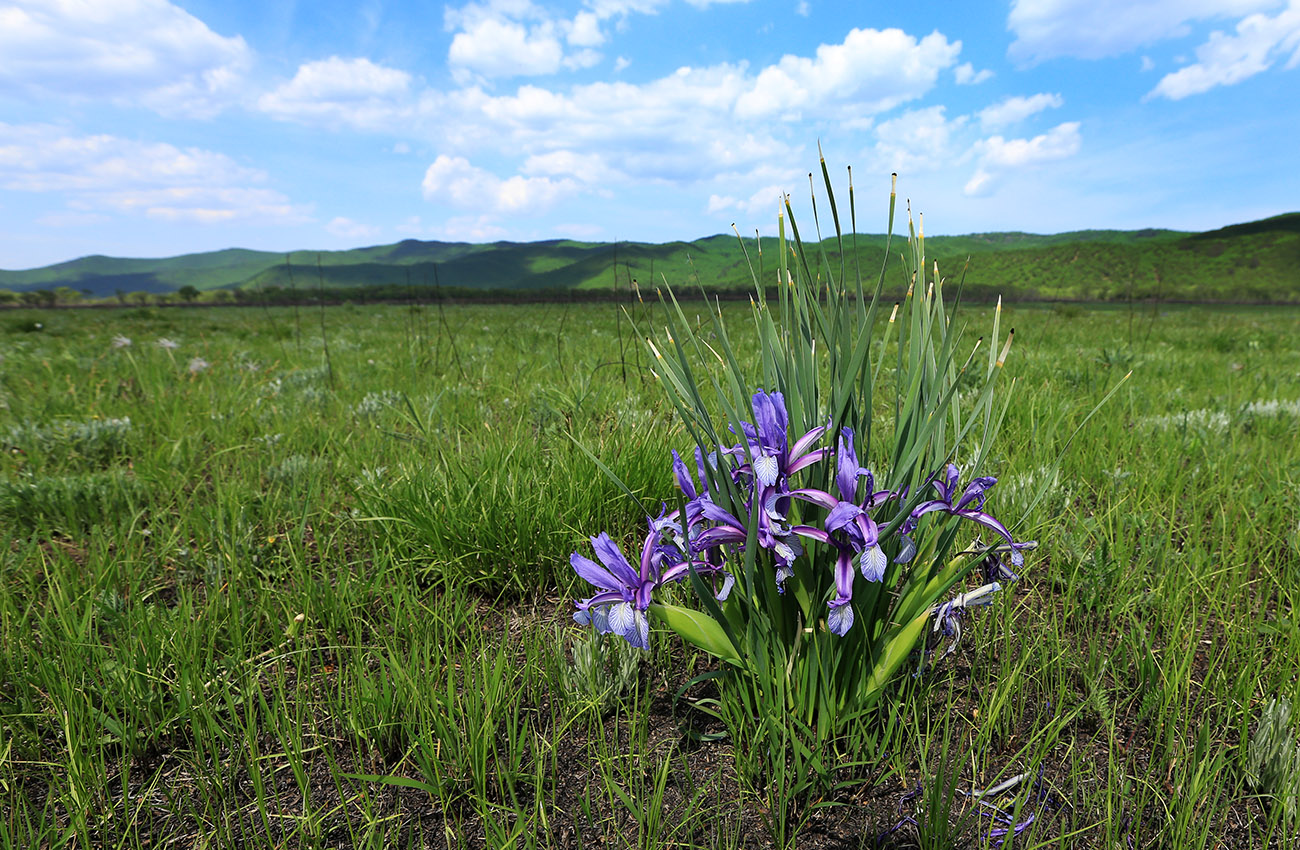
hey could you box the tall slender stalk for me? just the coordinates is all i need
[432,263,466,381]
[315,255,334,390]
[285,254,303,356]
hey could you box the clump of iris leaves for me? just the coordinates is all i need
[567,160,1123,841]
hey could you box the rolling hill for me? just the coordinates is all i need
[2,213,1297,302]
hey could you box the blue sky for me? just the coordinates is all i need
[1,0,1298,270]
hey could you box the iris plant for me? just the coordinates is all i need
[571,389,1030,651]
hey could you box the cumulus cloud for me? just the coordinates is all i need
[421,155,579,214]
[978,93,1064,129]
[1148,3,1300,99]
[1007,0,1278,63]
[703,161,802,220]
[443,0,636,81]
[585,0,750,15]
[871,106,969,173]
[568,10,605,46]
[954,62,994,84]
[449,16,567,80]
[734,28,960,119]
[964,121,1082,196]
[0,0,252,117]
[258,57,415,129]
[237,21,965,207]
[0,123,309,223]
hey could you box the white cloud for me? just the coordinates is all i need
[327,217,381,240]
[978,122,1083,167]
[583,0,669,16]
[704,183,789,219]
[583,0,749,15]
[0,123,309,223]
[568,10,605,46]
[1141,55,1157,71]
[978,93,1064,129]
[258,57,414,129]
[796,2,811,16]
[965,121,1082,196]
[1007,0,1279,63]
[522,149,616,183]
[0,0,251,117]
[871,106,969,173]
[239,23,964,204]
[954,62,994,84]
[734,28,960,119]
[449,17,567,80]
[421,154,579,214]
[1148,3,1300,99]
[443,0,631,81]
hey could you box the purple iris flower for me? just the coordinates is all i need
[671,446,718,504]
[824,428,894,581]
[928,581,1001,661]
[783,429,895,636]
[572,521,728,650]
[684,391,829,591]
[685,496,806,590]
[982,802,1036,847]
[980,539,1037,582]
[912,464,1016,549]
[732,390,829,489]
[788,523,858,635]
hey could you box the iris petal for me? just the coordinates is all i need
[754,454,780,487]
[860,545,888,582]
[827,602,854,636]
[570,552,623,592]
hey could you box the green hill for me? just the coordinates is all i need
[3,213,1297,302]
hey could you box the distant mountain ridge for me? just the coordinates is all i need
[3,213,1298,302]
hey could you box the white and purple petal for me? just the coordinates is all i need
[860,544,888,582]
[754,453,780,487]
[827,600,855,636]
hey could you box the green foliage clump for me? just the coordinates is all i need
[1248,697,1300,823]
[0,469,146,531]
[3,416,133,464]
[564,629,640,712]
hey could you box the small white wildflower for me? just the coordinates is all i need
[156,337,180,350]
[112,335,132,348]
[188,357,210,374]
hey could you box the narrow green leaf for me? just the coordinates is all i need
[651,603,743,666]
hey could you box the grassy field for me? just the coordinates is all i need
[1,298,1298,848]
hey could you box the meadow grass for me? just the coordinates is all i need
[0,300,1297,848]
